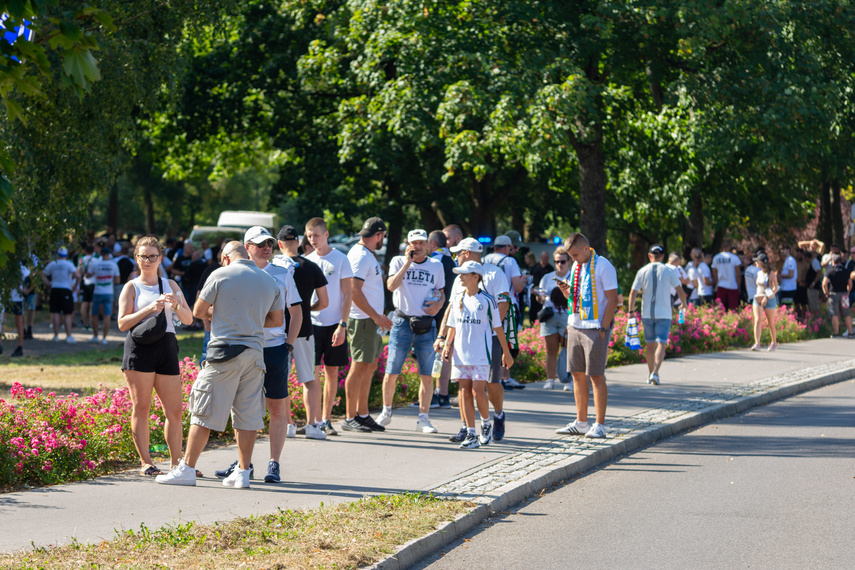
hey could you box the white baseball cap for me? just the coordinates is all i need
[244,226,274,245]
[452,261,485,276]
[449,237,483,253]
[407,229,428,242]
[493,235,513,247]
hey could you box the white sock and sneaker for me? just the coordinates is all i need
[555,419,606,438]
[155,459,196,486]
[377,406,392,426]
[543,378,556,390]
[416,413,437,433]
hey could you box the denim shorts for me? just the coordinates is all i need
[753,296,778,310]
[539,309,568,337]
[385,313,436,375]
[91,294,114,316]
[641,318,671,344]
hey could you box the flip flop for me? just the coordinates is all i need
[140,465,163,477]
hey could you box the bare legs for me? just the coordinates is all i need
[123,370,184,467]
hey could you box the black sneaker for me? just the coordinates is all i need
[437,394,452,409]
[341,418,372,432]
[492,412,506,442]
[264,460,280,483]
[214,460,254,479]
[459,432,480,449]
[11,346,23,358]
[357,415,386,432]
[320,419,338,436]
[429,392,440,409]
[23,327,32,340]
[448,425,468,443]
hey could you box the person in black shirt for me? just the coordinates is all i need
[529,251,554,323]
[822,254,853,337]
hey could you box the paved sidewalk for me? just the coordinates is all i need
[1,338,853,556]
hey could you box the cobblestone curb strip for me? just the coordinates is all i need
[371,359,855,570]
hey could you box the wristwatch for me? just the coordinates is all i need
[599,326,608,333]
[284,342,293,353]
[339,321,347,328]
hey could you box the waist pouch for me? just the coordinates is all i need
[206,341,248,363]
[398,311,434,335]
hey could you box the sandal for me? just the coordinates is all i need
[140,464,163,477]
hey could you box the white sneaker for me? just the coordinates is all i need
[563,382,573,391]
[222,466,251,488]
[585,423,607,438]
[543,379,555,390]
[648,372,660,385]
[376,409,392,426]
[65,335,77,344]
[88,336,100,343]
[843,331,850,338]
[555,420,589,435]
[305,424,327,440]
[503,377,524,388]
[286,424,296,438]
[52,335,60,342]
[101,338,108,345]
[155,459,196,486]
[416,417,438,433]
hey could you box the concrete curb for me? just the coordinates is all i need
[370,364,855,569]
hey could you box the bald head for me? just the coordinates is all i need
[221,242,248,263]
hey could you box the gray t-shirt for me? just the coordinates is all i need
[199,258,283,353]
[631,262,682,320]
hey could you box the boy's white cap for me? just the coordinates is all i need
[452,261,484,276]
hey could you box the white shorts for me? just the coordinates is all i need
[292,336,315,384]
[451,365,491,381]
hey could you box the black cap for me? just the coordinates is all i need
[753,252,769,263]
[358,217,387,237]
[277,225,299,241]
[100,247,111,256]
[649,244,664,255]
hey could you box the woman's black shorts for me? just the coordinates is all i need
[122,332,180,376]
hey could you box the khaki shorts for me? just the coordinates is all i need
[347,317,383,363]
[567,326,610,377]
[189,349,266,432]
[292,336,315,383]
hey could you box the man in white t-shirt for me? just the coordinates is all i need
[377,229,445,433]
[436,237,512,443]
[86,247,120,344]
[483,235,526,389]
[554,233,619,439]
[777,244,797,307]
[686,247,713,305]
[744,250,761,301]
[341,217,394,433]
[305,217,354,437]
[711,243,742,311]
[211,226,302,484]
[42,248,79,343]
[7,264,32,357]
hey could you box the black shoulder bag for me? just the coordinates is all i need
[130,278,168,345]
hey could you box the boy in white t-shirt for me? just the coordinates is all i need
[441,262,513,449]
[305,217,354,437]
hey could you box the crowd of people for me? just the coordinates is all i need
[5,222,854,489]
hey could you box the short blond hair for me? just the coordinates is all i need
[305,217,327,232]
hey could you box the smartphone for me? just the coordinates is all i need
[407,249,415,260]
[553,276,571,286]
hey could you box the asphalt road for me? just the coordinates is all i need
[418,378,855,569]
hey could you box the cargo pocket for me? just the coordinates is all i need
[189,378,215,419]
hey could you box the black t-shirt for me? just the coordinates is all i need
[825,264,850,293]
[531,262,554,291]
[116,257,135,284]
[197,262,221,293]
[288,255,328,338]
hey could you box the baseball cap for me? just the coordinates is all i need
[505,230,523,245]
[452,261,485,276]
[100,247,111,256]
[450,237,484,254]
[753,252,769,263]
[649,244,664,254]
[244,226,274,245]
[277,225,299,241]
[407,229,428,242]
[57,247,68,257]
[358,217,387,237]
[494,235,513,247]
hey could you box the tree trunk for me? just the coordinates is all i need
[575,128,607,253]
[831,179,844,245]
[711,226,725,254]
[143,184,156,235]
[818,178,832,245]
[628,232,648,272]
[683,188,704,257]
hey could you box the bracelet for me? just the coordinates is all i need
[437,335,446,340]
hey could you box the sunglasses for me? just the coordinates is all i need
[137,254,161,263]
[555,259,569,264]
[253,240,276,248]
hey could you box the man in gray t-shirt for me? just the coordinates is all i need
[628,244,687,386]
[157,243,283,488]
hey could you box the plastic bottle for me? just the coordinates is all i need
[423,288,441,308]
[431,353,444,378]
[678,308,685,324]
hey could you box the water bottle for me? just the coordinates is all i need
[172,307,183,328]
[377,311,395,335]
[431,352,444,378]
[423,288,441,308]
[678,308,685,324]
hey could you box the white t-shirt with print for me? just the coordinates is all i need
[307,248,354,327]
[388,255,445,317]
[483,252,522,305]
[448,262,510,339]
[44,259,77,290]
[711,251,742,290]
[779,255,797,291]
[90,258,120,295]
[447,290,502,367]
[262,262,301,347]
[566,255,618,330]
[348,243,384,319]
[744,264,760,300]
[11,265,30,303]
[687,261,712,298]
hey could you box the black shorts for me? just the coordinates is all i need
[49,288,74,315]
[263,343,291,400]
[313,324,349,367]
[779,289,796,305]
[6,301,23,316]
[81,283,95,303]
[794,286,809,305]
[122,332,180,375]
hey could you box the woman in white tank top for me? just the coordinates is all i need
[117,236,194,477]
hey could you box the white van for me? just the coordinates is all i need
[216,211,278,232]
